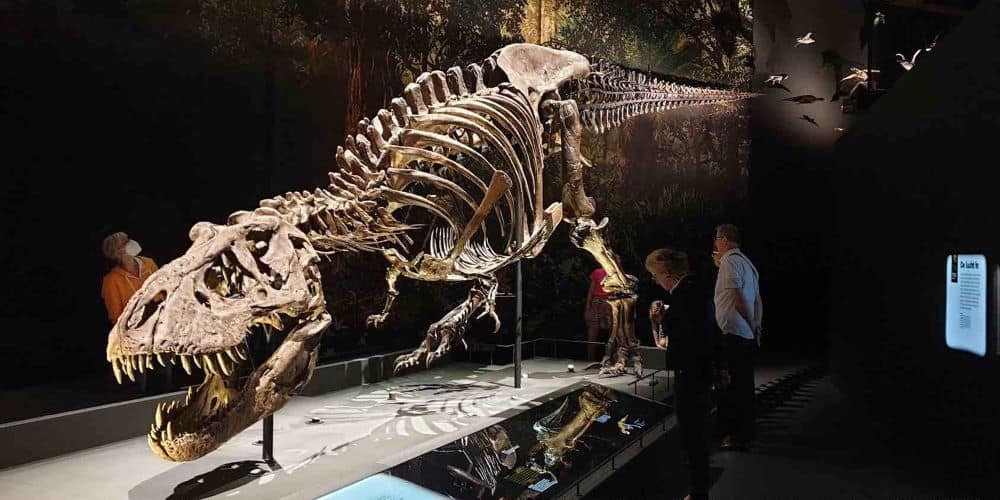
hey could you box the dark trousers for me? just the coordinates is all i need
[676,366,712,499]
[718,335,755,443]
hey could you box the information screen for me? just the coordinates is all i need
[945,254,987,356]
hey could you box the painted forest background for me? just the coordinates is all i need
[1,0,752,389]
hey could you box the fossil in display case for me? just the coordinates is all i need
[105,43,753,461]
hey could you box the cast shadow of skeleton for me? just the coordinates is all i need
[128,368,565,499]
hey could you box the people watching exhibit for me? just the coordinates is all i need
[712,223,763,450]
[646,247,717,500]
[101,231,158,325]
[101,232,161,393]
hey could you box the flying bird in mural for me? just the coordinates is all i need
[795,32,816,47]
[800,114,819,127]
[897,50,922,71]
[841,67,879,96]
[874,11,886,27]
[764,74,791,92]
[784,95,824,104]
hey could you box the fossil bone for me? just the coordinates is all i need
[107,43,753,462]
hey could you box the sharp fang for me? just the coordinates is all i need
[235,347,247,361]
[166,421,174,441]
[155,404,164,428]
[193,355,202,369]
[203,354,217,375]
[124,358,136,382]
[156,353,167,367]
[160,430,168,442]
[181,355,193,375]
[186,387,194,404]
[146,355,154,370]
[217,353,232,376]
[226,349,239,363]
[169,355,176,365]
[137,356,146,374]
[112,359,124,384]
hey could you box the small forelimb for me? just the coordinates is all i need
[367,262,402,328]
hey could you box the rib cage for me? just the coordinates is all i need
[240,46,753,283]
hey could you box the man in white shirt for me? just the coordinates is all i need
[712,224,762,449]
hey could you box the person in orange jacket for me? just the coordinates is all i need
[101,232,158,325]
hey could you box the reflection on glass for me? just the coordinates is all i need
[383,382,669,499]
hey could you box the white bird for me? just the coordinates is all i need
[795,32,816,46]
[841,67,880,95]
[897,49,922,71]
[765,74,789,85]
[874,11,886,26]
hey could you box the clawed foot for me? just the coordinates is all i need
[366,313,388,328]
[426,325,467,367]
[392,325,469,376]
[393,348,427,375]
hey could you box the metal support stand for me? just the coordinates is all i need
[514,211,524,389]
[262,415,274,464]
[514,259,523,388]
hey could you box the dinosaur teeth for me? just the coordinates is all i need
[217,352,232,376]
[180,355,193,375]
[123,357,136,382]
[156,353,167,367]
[186,387,194,405]
[166,422,174,441]
[193,355,202,369]
[155,404,164,429]
[203,354,217,375]
[225,348,239,363]
[112,358,123,385]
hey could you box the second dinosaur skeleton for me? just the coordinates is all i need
[106,43,753,462]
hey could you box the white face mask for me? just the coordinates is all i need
[125,240,142,257]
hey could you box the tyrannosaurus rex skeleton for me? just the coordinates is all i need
[106,43,753,461]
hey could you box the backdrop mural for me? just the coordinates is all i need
[0,1,750,404]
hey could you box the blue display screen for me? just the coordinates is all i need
[945,254,987,356]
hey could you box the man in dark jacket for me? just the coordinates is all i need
[647,247,717,500]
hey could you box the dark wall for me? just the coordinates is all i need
[745,0,863,355]
[831,0,1000,476]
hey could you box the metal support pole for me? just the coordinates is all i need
[515,259,523,388]
[262,414,274,463]
[514,209,524,388]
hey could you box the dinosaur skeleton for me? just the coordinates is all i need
[105,43,753,462]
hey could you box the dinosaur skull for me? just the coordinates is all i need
[106,211,329,461]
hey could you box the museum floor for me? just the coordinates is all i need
[6,353,986,499]
[592,371,995,500]
[0,357,679,499]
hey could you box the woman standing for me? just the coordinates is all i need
[584,267,613,361]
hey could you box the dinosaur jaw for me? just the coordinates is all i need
[109,309,326,462]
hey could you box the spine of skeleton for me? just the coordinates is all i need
[572,60,756,134]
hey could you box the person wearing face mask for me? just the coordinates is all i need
[101,232,159,326]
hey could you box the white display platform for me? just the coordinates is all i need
[0,358,671,499]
